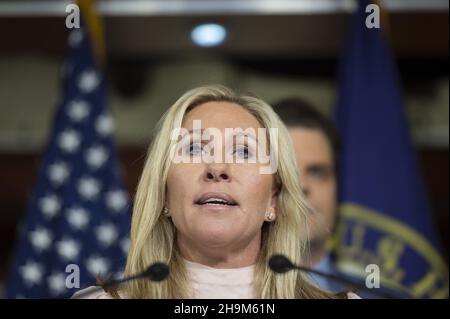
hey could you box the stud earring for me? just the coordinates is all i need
[162,207,170,216]
[266,211,274,221]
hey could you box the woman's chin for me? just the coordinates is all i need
[193,226,241,247]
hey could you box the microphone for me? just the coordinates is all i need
[268,254,400,299]
[70,262,169,299]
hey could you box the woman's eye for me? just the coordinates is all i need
[307,166,331,180]
[189,143,203,156]
[234,145,250,159]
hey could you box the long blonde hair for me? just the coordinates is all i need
[122,85,344,299]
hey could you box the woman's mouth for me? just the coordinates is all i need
[194,192,239,210]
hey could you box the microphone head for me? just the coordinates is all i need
[143,262,170,282]
[268,254,295,274]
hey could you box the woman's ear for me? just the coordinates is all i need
[269,187,280,216]
[271,186,280,206]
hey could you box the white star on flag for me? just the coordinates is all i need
[29,227,53,252]
[86,256,110,276]
[95,114,114,136]
[78,69,99,93]
[66,207,90,230]
[47,161,70,186]
[38,195,61,219]
[68,29,83,48]
[20,261,44,286]
[77,177,101,200]
[47,272,67,295]
[58,129,81,153]
[67,100,90,122]
[105,190,128,213]
[85,145,109,170]
[120,238,130,255]
[96,223,119,247]
[56,238,81,261]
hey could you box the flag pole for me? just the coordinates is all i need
[77,0,106,68]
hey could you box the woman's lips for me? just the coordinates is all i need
[194,192,239,211]
[194,202,239,210]
[194,192,239,206]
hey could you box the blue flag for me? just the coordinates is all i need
[5,18,131,298]
[332,0,448,298]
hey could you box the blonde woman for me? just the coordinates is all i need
[76,85,359,299]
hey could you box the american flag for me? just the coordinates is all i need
[5,21,131,298]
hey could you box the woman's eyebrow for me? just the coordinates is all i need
[185,128,262,145]
[234,131,258,143]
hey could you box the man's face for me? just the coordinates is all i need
[288,127,337,246]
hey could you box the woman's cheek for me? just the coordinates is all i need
[240,172,272,205]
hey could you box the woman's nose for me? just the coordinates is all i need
[203,164,231,182]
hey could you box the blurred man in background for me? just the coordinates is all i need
[272,98,342,291]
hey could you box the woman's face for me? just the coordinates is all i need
[166,101,278,252]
